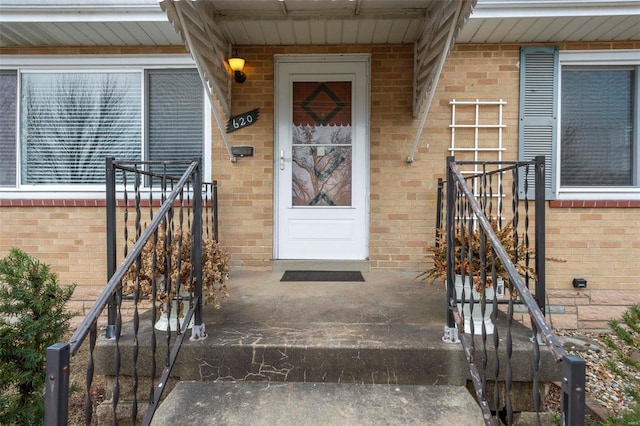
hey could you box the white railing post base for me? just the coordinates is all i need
[442,325,460,344]
[190,323,207,341]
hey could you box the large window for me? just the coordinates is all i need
[519,48,640,200]
[0,56,206,193]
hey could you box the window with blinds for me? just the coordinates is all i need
[520,48,640,199]
[0,67,204,189]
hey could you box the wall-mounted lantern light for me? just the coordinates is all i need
[228,52,246,83]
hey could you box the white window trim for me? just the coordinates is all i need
[0,54,193,68]
[556,49,640,200]
[0,54,212,199]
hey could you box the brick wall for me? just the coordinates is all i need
[215,44,524,270]
[1,42,639,330]
[0,206,106,325]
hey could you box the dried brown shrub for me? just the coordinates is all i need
[123,225,229,310]
[418,218,537,293]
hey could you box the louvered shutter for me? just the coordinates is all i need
[518,46,559,200]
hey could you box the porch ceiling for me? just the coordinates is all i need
[173,0,456,46]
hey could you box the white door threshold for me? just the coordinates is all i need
[272,260,370,272]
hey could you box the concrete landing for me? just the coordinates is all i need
[151,382,485,426]
[95,270,559,385]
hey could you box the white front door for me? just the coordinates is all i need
[275,55,369,260]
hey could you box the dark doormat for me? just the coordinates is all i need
[280,270,365,282]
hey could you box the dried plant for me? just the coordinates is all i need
[418,218,537,293]
[123,224,229,312]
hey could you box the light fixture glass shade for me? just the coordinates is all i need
[228,57,245,72]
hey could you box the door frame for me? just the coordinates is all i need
[273,54,371,260]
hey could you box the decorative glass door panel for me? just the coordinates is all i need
[292,82,352,207]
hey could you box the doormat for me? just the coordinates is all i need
[280,270,365,282]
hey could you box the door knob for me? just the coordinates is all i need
[280,150,285,170]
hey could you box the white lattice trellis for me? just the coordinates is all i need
[449,99,507,220]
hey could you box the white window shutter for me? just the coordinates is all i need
[518,46,558,200]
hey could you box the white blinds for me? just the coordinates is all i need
[0,71,17,186]
[21,72,141,184]
[147,70,203,178]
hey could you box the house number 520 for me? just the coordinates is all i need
[226,108,259,133]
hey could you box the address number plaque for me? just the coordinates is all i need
[226,108,259,133]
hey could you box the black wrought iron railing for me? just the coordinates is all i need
[437,156,586,425]
[44,158,218,425]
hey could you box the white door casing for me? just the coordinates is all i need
[274,55,370,260]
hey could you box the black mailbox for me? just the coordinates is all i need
[231,146,254,157]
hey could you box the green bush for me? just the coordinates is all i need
[604,304,640,425]
[0,248,76,425]
[605,404,640,425]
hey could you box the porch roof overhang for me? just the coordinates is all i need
[155,0,476,120]
[2,0,640,162]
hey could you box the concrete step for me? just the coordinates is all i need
[151,382,485,426]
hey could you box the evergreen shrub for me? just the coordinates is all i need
[0,248,75,425]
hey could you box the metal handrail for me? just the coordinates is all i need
[449,161,564,360]
[45,158,214,425]
[442,156,585,425]
[69,160,199,355]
